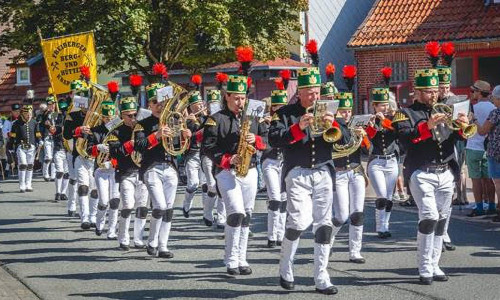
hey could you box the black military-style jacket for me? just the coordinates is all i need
[268,101,337,186]
[202,108,268,175]
[7,118,41,150]
[186,115,208,155]
[63,110,86,159]
[366,117,399,157]
[261,121,283,161]
[392,101,465,181]
[86,123,111,171]
[51,113,66,152]
[134,114,176,178]
[108,123,139,182]
[40,110,58,139]
[332,118,367,169]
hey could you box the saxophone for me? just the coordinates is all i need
[235,116,256,177]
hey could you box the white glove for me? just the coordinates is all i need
[38,141,44,147]
[97,144,109,153]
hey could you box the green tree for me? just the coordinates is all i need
[0,0,307,75]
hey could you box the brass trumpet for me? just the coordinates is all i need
[306,102,342,143]
[431,103,477,138]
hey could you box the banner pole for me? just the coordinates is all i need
[38,27,59,112]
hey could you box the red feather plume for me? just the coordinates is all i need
[274,78,285,91]
[191,74,202,85]
[80,65,90,80]
[342,65,357,79]
[235,46,254,63]
[215,72,228,84]
[325,63,336,76]
[441,42,455,56]
[305,39,318,55]
[279,69,291,81]
[381,67,392,79]
[247,77,252,88]
[152,62,167,76]
[129,74,142,87]
[107,81,119,94]
[425,41,440,58]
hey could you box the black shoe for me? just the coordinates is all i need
[276,240,282,246]
[377,232,388,239]
[443,242,456,251]
[216,224,225,230]
[280,276,294,290]
[182,208,190,218]
[419,276,433,285]
[95,229,102,236]
[384,231,392,238]
[203,217,213,227]
[134,243,146,249]
[19,189,25,193]
[60,194,68,201]
[55,193,61,201]
[433,275,449,282]
[119,243,130,251]
[349,257,366,264]
[146,244,157,256]
[90,223,96,228]
[315,286,338,295]
[238,266,252,275]
[44,177,50,182]
[26,188,33,192]
[81,222,91,230]
[158,251,174,258]
[467,209,485,217]
[248,230,254,238]
[227,267,240,275]
[67,210,75,217]
[50,178,55,182]
[267,240,277,248]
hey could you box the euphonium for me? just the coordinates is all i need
[332,128,363,159]
[431,103,477,138]
[235,115,256,177]
[306,103,342,143]
[96,119,123,168]
[159,82,190,156]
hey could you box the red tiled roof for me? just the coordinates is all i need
[0,66,50,112]
[348,0,500,48]
[208,58,310,72]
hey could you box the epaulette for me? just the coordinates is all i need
[133,123,144,132]
[392,111,409,123]
[271,113,280,122]
[107,134,119,142]
[205,117,216,126]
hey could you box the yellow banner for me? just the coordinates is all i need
[41,32,97,94]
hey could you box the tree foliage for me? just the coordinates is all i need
[0,0,307,75]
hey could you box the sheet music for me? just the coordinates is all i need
[71,96,89,111]
[156,86,174,103]
[452,100,470,120]
[245,99,266,118]
[349,114,372,128]
[315,100,339,115]
[209,102,222,116]
[137,108,152,121]
[105,116,122,131]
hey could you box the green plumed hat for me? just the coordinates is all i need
[437,66,451,86]
[58,100,68,110]
[414,69,439,89]
[371,87,390,103]
[226,75,247,94]
[46,95,56,104]
[145,83,166,101]
[101,100,116,116]
[270,90,288,105]
[206,89,221,103]
[70,80,86,91]
[320,82,338,97]
[335,92,353,110]
[119,97,138,113]
[297,67,321,89]
[188,91,203,105]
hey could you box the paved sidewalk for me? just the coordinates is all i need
[0,264,39,300]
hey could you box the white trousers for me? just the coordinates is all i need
[119,172,149,246]
[42,137,55,179]
[216,168,258,269]
[331,169,366,259]
[95,168,120,237]
[16,145,35,190]
[201,155,226,225]
[75,156,98,224]
[144,163,178,252]
[367,157,398,233]
[280,166,333,290]
[66,152,78,213]
[409,169,454,278]
[262,158,286,242]
[54,150,69,195]
[183,153,207,212]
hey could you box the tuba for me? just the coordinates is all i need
[75,84,109,159]
[159,82,190,156]
[96,118,123,169]
[332,128,363,159]
[431,103,477,138]
[306,101,342,143]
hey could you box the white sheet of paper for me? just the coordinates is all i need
[105,116,122,131]
[349,114,372,128]
[452,100,470,120]
[316,100,340,115]
[246,99,266,118]
[209,102,222,116]
[71,95,89,111]
[156,86,174,103]
[137,108,152,121]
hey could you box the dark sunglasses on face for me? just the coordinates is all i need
[124,113,137,118]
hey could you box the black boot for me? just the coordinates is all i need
[203,217,213,227]
[315,286,338,295]
[182,207,190,218]
[238,266,252,275]
[81,222,91,230]
[267,240,277,248]
[419,276,433,285]
[280,276,294,290]
[55,193,61,201]
[226,267,240,275]
[433,275,449,282]
[119,243,130,251]
[60,194,68,200]
[95,229,102,236]
[68,210,75,217]
[443,242,456,251]
[90,223,96,228]
[146,244,157,256]
[158,251,174,258]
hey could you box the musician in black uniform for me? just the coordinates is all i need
[7,103,41,192]
[51,99,70,201]
[108,97,149,250]
[40,96,58,181]
[268,67,339,295]
[202,75,268,276]
[134,82,192,258]
[392,69,471,285]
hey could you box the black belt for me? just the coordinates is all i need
[419,164,449,174]
[373,153,396,160]
[335,163,361,172]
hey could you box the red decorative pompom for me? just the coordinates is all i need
[247,77,252,88]
[152,62,167,76]
[325,63,335,76]
[342,65,357,79]
[80,65,91,80]
[129,74,142,87]
[425,41,440,58]
[305,39,318,55]
[191,74,202,85]
[215,72,228,84]
[279,69,291,81]
[441,42,455,56]
[274,78,285,90]
[380,67,392,79]
[107,81,119,94]
[235,46,254,63]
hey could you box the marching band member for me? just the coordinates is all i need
[41,96,57,182]
[320,62,337,101]
[330,91,370,264]
[7,103,41,192]
[109,95,149,250]
[392,68,471,285]
[52,99,71,202]
[269,66,340,295]
[202,74,267,275]
[87,99,120,239]
[63,81,99,229]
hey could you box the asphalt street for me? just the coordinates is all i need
[0,177,499,300]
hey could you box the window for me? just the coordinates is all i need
[452,57,473,87]
[479,56,500,87]
[16,67,30,85]
[387,61,408,83]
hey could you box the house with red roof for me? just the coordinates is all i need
[348,0,500,112]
